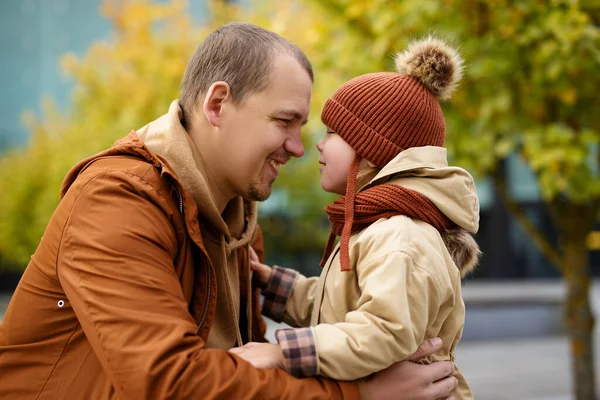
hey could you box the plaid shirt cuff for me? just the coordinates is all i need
[262,265,297,322]
[276,327,318,378]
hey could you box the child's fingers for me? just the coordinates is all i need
[250,260,262,272]
[249,246,260,263]
[251,260,270,277]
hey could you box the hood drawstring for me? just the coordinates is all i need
[221,236,244,347]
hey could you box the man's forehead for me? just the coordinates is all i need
[265,54,312,97]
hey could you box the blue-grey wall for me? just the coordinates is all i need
[0,0,208,151]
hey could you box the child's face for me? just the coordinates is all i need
[316,129,356,195]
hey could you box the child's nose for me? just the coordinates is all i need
[316,139,324,152]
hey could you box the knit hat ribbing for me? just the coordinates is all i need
[321,37,463,168]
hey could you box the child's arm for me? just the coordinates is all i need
[275,251,448,380]
[250,248,320,328]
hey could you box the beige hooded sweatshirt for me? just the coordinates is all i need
[137,101,257,349]
[271,146,480,399]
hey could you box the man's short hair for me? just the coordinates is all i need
[180,22,314,125]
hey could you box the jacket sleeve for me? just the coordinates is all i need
[57,170,359,400]
[276,250,444,381]
[262,265,320,328]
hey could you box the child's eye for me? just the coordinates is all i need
[326,129,336,135]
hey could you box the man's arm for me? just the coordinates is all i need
[230,339,459,400]
[57,170,357,399]
[360,338,459,400]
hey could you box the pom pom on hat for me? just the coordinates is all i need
[395,36,464,101]
[321,35,465,169]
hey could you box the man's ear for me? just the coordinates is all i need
[203,81,231,127]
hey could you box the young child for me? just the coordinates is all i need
[232,37,480,399]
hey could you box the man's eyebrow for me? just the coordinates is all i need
[273,110,309,126]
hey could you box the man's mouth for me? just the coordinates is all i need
[268,159,282,172]
[266,152,291,177]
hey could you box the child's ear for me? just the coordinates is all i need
[367,161,377,168]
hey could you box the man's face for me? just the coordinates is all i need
[216,54,312,201]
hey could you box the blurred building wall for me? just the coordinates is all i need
[0,0,208,150]
[1,0,598,280]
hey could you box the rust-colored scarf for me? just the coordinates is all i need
[321,156,455,272]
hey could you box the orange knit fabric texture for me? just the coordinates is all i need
[321,182,455,272]
[321,73,445,169]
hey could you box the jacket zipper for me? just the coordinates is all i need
[175,186,211,335]
[197,266,211,334]
[177,186,183,217]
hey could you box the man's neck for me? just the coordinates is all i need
[187,125,234,214]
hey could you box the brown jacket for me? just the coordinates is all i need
[0,127,359,399]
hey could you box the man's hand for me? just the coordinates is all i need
[249,247,272,289]
[359,338,458,400]
[228,342,284,369]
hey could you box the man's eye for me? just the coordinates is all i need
[278,119,293,125]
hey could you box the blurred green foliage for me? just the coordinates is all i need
[1,0,599,270]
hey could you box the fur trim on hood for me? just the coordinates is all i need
[442,228,481,277]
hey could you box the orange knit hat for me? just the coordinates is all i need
[321,36,464,168]
[319,37,464,271]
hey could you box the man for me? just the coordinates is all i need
[0,23,458,399]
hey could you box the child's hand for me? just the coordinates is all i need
[229,342,284,369]
[249,246,272,289]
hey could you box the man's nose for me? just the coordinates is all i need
[285,132,305,158]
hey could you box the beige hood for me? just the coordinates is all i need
[136,100,257,347]
[361,146,481,275]
[136,100,257,249]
